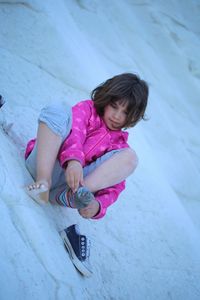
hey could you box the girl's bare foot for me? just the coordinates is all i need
[25,180,49,205]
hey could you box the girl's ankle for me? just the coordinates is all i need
[36,179,51,190]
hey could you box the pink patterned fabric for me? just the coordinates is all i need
[25,100,130,219]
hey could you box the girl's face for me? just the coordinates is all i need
[103,101,128,130]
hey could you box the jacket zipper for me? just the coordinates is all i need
[85,132,109,157]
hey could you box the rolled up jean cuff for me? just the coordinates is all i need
[38,104,72,141]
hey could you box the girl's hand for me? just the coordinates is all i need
[65,160,84,192]
[78,199,100,219]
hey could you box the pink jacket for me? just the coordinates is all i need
[25,100,130,219]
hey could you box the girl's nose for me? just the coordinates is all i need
[113,110,121,120]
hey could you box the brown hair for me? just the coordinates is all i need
[91,73,149,128]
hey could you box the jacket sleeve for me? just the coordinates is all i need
[58,101,91,167]
[92,180,126,220]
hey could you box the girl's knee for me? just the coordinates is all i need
[123,148,138,172]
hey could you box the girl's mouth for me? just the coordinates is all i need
[110,120,120,129]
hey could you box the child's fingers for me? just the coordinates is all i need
[66,172,78,191]
[80,174,84,186]
[66,166,83,192]
[66,174,74,190]
[72,177,79,192]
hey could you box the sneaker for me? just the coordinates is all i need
[60,224,92,277]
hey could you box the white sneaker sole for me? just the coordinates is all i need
[60,230,92,277]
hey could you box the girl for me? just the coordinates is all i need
[24,73,148,276]
[25,73,148,220]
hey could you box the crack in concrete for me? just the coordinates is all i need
[0,1,41,13]
[161,12,194,33]
[0,45,86,93]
